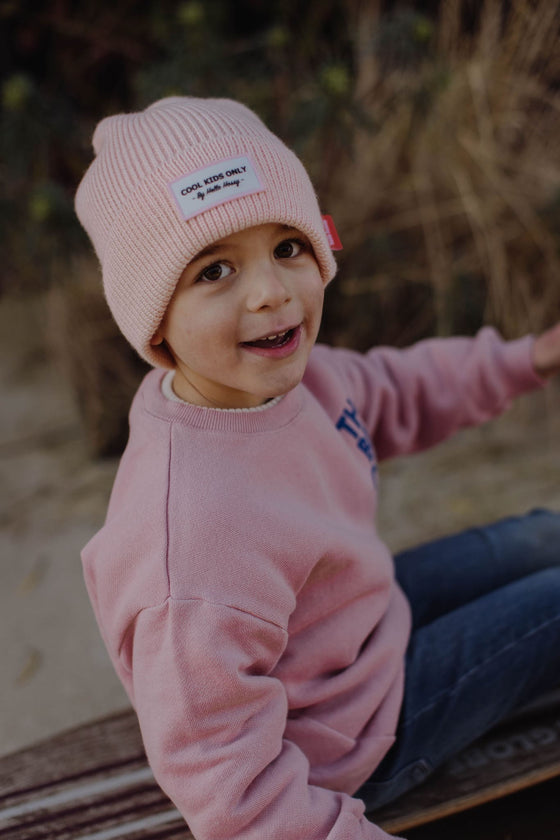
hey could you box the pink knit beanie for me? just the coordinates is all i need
[75,96,337,368]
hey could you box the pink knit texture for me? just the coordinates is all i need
[75,97,337,367]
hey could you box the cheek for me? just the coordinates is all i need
[308,275,325,314]
[161,302,198,358]
[176,301,239,356]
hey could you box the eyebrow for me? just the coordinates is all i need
[188,224,299,266]
[190,242,222,263]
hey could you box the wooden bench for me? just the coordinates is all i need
[1,701,560,839]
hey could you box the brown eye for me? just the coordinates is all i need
[197,261,233,283]
[274,239,304,259]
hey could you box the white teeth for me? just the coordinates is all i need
[244,328,293,346]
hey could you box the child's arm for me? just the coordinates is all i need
[126,598,403,840]
[532,321,560,379]
[318,326,544,461]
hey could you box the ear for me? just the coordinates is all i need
[150,331,164,347]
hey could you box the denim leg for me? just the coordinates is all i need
[394,508,560,629]
[358,510,560,811]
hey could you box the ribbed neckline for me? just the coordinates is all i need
[141,369,305,433]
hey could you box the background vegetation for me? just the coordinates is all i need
[2,0,560,454]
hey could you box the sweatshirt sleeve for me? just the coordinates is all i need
[325,327,544,461]
[125,597,403,840]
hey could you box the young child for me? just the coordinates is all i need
[75,96,560,840]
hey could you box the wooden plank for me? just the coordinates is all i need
[1,702,560,838]
[371,703,560,833]
[0,711,192,839]
[0,710,145,801]
[405,776,560,840]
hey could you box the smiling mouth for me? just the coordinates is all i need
[242,327,297,349]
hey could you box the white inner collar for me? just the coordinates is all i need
[161,370,283,413]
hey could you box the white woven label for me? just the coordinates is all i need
[168,155,264,220]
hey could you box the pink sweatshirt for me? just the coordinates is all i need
[82,328,542,840]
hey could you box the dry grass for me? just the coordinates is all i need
[321,0,560,347]
[47,260,149,457]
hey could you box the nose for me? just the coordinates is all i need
[245,264,291,312]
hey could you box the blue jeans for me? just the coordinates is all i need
[357,508,560,812]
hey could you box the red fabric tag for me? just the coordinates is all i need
[322,215,343,251]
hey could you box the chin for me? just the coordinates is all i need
[268,374,304,400]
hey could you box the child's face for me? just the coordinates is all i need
[151,223,325,408]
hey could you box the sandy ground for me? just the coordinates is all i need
[2,294,560,758]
